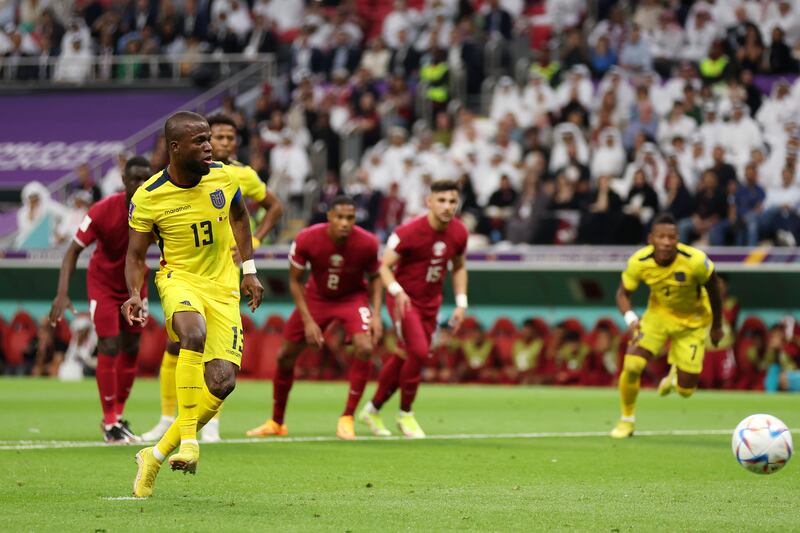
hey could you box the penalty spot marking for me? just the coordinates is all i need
[103,496,146,501]
[0,427,780,451]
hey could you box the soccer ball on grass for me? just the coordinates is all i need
[732,414,792,474]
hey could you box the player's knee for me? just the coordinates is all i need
[120,336,140,356]
[622,355,647,376]
[97,337,119,355]
[179,330,205,352]
[675,385,696,398]
[276,346,300,369]
[352,338,372,359]
[206,369,237,399]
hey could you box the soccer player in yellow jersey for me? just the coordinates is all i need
[611,213,723,439]
[141,113,283,443]
[123,111,264,497]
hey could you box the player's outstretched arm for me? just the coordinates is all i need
[122,229,151,326]
[366,273,383,346]
[616,282,639,333]
[288,263,323,347]
[380,247,410,319]
[449,254,468,333]
[253,189,284,246]
[49,241,83,326]
[705,271,724,346]
[230,189,264,311]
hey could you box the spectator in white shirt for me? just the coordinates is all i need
[53,37,93,83]
[658,100,698,149]
[721,102,764,168]
[270,129,310,206]
[591,128,626,181]
[382,0,420,49]
[683,9,718,62]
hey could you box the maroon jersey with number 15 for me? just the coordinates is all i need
[288,223,380,300]
[387,215,468,312]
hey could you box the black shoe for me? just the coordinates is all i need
[103,424,130,444]
[117,418,142,443]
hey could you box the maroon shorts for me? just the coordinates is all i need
[387,294,439,360]
[88,282,148,338]
[285,291,372,343]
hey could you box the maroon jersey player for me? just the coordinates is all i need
[49,156,150,444]
[246,196,383,440]
[360,179,469,438]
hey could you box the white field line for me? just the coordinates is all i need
[0,427,781,451]
[102,497,147,501]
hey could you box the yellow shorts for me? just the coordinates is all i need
[156,271,243,368]
[635,310,709,374]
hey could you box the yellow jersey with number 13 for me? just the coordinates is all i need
[621,243,714,329]
[128,162,242,293]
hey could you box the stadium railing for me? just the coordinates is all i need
[0,52,276,88]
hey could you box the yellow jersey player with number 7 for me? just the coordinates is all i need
[611,213,723,439]
[123,111,263,497]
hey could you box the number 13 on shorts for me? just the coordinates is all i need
[231,326,244,354]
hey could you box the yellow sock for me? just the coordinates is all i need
[619,355,647,419]
[156,384,223,460]
[175,348,204,442]
[159,351,179,417]
[675,385,695,398]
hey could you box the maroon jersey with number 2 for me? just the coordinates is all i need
[284,223,380,342]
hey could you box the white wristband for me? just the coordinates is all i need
[387,281,404,296]
[242,259,257,275]
[624,310,638,327]
[455,294,468,309]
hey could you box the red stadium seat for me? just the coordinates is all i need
[239,329,264,377]
[262,314,286,334]
[3,311,37,367]
[254,332,283,380]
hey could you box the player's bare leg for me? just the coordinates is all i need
[246,341,304,437]
[674,369,699,398]
[611,345,653,439]
[338,333,373,440]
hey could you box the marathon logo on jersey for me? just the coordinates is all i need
[674,271,686,282]
[209,188,226,209]
[432,241,447,257]
[330,254,344,268]
[128,202,135,220]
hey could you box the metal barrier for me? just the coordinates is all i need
[0,52,275,86]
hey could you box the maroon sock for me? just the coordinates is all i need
[371,354,403,410]
[272,365,295,425]
[96,353,117,426]
[343,358,372,416]
[114,352,138,418]
[399,355,422,412]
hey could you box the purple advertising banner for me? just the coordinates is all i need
[0,90,202,187]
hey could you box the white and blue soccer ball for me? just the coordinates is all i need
[732,414,793,474]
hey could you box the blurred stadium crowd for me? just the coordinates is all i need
[8,0,800,249]
[3,285,800,392]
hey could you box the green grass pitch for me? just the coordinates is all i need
[0,378,797,531]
